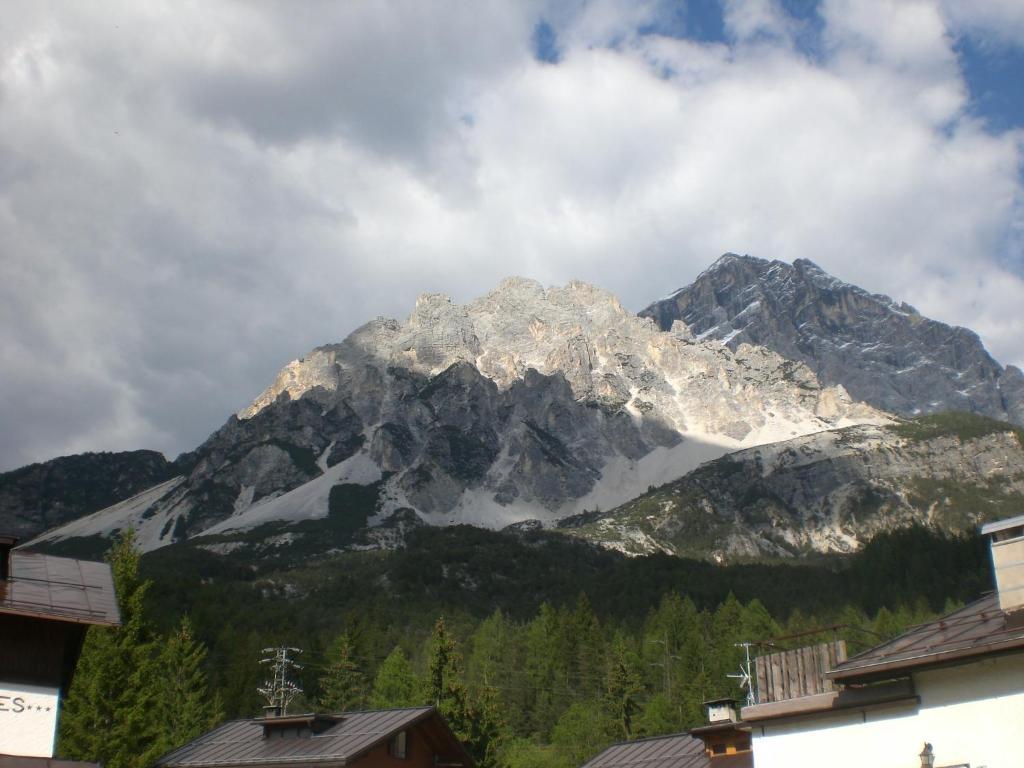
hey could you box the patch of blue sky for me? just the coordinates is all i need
[532,19,560,64]
[778,0,826,61]
[532,1,1021,135]
[637,1,825,60]
[637,0,724,43]
[955,35,1024,133]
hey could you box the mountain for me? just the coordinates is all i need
[561,412,1024,559]
[641,254,1024,425]
[0,450,175,540]
[28,277,882,554]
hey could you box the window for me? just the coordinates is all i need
[389,730,408,759]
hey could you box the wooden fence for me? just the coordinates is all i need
[753,640,847,704]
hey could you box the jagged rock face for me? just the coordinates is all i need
[31,278,883,552]
[563,416,1024,560]
[0,451,174,540]
[641,254,1024,425]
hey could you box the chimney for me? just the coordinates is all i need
[981,514,1024,615]
[705,698,740,724]
[0,535,17,580]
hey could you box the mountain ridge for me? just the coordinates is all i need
[28,276,882,553]
[641,253,1024,424]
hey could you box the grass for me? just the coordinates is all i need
[906,476,1024,530]
[888,411,1023,445]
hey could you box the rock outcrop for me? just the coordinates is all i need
[0,451,174,540]
[562,413,1024,559]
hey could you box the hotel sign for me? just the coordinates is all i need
[0,681,60,757]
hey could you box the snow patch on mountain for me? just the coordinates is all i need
[201,452,382,536]
[27,476,187,551]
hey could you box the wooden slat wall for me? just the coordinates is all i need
[753,641,847,704]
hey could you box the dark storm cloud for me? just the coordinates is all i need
[182,2,532,168]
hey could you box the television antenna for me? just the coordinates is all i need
[727,642,757,707]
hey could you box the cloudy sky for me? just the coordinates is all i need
[2,0,1023,471]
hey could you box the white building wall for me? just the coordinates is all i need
[751,654,1024,768]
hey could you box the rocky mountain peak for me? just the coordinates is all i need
[642,254,1024,424]
[34,276,887,553]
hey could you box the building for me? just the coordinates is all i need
[579,700,753,768]
[579,732,710,768]
[742,514,1024,768]
[0,535,120,764]
[154,706,475,768]
[689,699,752,765]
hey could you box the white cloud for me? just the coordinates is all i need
[722,0,798,43]
[941,0,1024,47]
[0,0,1022,469]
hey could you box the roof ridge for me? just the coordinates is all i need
[604,731,697,747]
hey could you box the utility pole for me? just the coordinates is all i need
[258,646,304,716]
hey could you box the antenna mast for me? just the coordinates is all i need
[258,646,304,716]
[727,642,757,707]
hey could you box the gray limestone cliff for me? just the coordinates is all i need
[562,412,1024,560]
[641,254,1024,425]
[30,277,883,553]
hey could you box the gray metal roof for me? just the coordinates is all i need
[0,757,96,768]
[828,593,1024,682]
[580,733,708,768]
[0,550,119,626]
[0,757,99,768]
[157,707,442,768]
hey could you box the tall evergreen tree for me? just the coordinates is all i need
[550,700,617,768]
[154,616,221,753]
[370,647,419,708]
[565,595,605,699]
[604,633,642,740]
[59,529,162,768]
[422,616,469,714]
[318,632,368,712]
[422,616,505,768]
[523,603,564,739]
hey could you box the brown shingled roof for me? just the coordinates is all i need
[0,550,119,626]
[827,593,1024,683]
[580,733,708,768]
[155,707,468,768]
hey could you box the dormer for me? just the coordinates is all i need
[255,713,340,739]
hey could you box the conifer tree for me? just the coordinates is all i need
[422,616,505,768]
[604,633,642,740]
[59,529,162,768]
[422,616,469,714]
[154,616,221,753]
[370,646,418,708]
[318,632,368,712]
[523,603,563,738]
[634,693,677,737]
[550,700,617,768]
